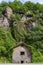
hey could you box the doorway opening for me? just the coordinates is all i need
[21,61,24,63]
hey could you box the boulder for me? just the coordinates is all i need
[4,6,13,19]
[0,16,9,30]
[2,17,9,30]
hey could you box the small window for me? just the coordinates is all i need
[21,61,24,63]
[20,51,25,55]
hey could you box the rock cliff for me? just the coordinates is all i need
[0,6,38,31]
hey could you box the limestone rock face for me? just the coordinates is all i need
[2,17,9,30]
[0,7,13,30]
[0,17,3,27]
[4,7,13,19]
[0,6,38,31]
[21,16,26,22]
[0,17,9,30]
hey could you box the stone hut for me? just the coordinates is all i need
[11,42,31,64]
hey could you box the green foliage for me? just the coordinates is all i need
[9,0,23,13]
[1,1,8,7]
[24,23,43,63]
[10,14,16,22]
[0,28,16,57]
[24,1,35,11]
[0,7,3,13]
[10,14,21,22]
[0,0,43,63]
[0,56,10,63]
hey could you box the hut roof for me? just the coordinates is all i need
[8,41,30,52]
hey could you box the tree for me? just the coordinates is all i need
[24,1,35,12]
[9,0,23,13]
[1,1,8,8]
